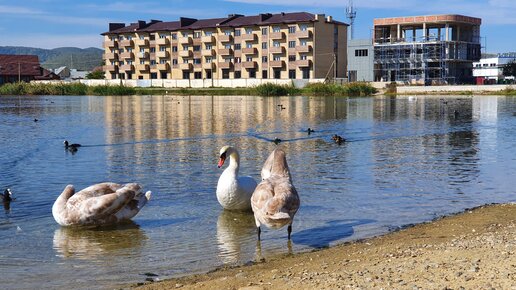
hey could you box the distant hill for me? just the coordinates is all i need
[0,46,103,71]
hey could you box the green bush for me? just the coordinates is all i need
[253,83,299,96]
[87,85,136,95]
[303,82,377,96]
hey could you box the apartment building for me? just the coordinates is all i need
[101,12,348,81]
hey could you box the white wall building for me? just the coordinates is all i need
[473,53,516,84]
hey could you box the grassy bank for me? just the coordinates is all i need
[0,82,378,97]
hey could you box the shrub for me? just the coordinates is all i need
[254,83,298,96]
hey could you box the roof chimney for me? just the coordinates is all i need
[108,23,125,32]
[326,15,332,22]
[315,14,325,21]
[260,13,272,21]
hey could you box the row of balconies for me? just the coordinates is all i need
[104,30,313,48]
[104,59,312,72]
[104,45,312,62]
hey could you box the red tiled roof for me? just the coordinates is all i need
[0,54,41,77]
[102,12,347,34]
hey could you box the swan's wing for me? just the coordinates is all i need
[68,183,123,204]
[115,190,151,220]
[79,185,137,222]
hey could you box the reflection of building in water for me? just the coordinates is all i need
[216,210,256,264]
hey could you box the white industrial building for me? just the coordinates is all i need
[473,53,516,84]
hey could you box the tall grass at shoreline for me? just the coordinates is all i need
[0,81,374,97]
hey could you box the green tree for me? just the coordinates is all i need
[503,61,516,77]
[86,70,105,79]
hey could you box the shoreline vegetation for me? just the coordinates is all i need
[134,203,516,289]
[0,82,377,97]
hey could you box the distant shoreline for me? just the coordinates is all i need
[134,203,516,289]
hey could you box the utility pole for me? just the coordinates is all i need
[346,0,357,40]
[334,53,337,82]
[18,62,21,82]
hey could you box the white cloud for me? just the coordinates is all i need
[0,5,44,15]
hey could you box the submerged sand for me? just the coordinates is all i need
[135,203,516,289]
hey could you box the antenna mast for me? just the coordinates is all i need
[346,0,357,40]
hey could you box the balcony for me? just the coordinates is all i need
[201,49,215,56]
[269,46,286,54]
[103,65,117,72]
[203,62,216,69]
[156,38,170,45]
[120,64,134,71]
[119,39,134,47]
[179,63,193,70]
[296,30,313,39]
[136,64,150,71]
[104,40,116,48]
[241,33,257,42]
[270,32,285,40]
[296,45,313,53]
[242,61,257,69]
[269,60,285,68]
[219,34,233,43]
[202,35,216,43]
[242,47,258,55]
[156,51,170,58]
[219,48,233,56]
[218,62,233,69]
[156,63,170,71]
[138,52,150,59]
[119,52,134,59]
[135,39,149,46]
[103,52,118,60]
[193,63,202,70]
[179,50,193,57]
[180,37,192,44]
[296,59,312,67]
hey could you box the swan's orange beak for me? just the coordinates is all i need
[218,156,226,168]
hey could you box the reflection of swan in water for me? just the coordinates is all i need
[216,210,256,264]
[53,222,147,260]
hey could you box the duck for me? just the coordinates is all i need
[2,188,13,203]
[307,128,315,135]
[64,140,81,149]
[251,148,300,240]
[332,134,345,145]
[52,182,151,226]
[273,137,282,145]
[216,146,257,211]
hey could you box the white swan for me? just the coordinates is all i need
[52,182,151,226]
[251,147,300,240]
[216,146,257,211]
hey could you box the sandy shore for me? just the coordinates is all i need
[135,203,516,289]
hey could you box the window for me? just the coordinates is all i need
[355,49,368,57]
[300,24,308,31]
[183,45,189,51]
[274,69,281,79]
[139,35,145,40]
[193,45,201,51]
[300,40,307,46]
[140,47,145,53]
[262,42,267,49]
[206,44,213,50]
[273,41,280,47]
[172,46,178,52]
[246,43,253,48]
[288,55,296,62]
[225,44,232,49]
[183,58,189,64]
[119,61,124,65]
[205,31,213,36]
[172,59,178,65]
[234,71,241,79]
[222,69,230,79]
[183,70,190,79]
[261,27,268,35]
[249,69,256,78]
[262,70,267,79]
[273,26,281,33]
[193,32,201,38]
[288,41,296,48]
[127,48,133,52]
[206,57,212,63]
[160,59,167,64]
[150,60,156,65]
[172,33,177,40]
[140,60,145,64]
[159,46,166,51]
[159,34,166,39]
[246,57,253,62]
[150,73,157,79]
[193,58,201,64]
[262,56,268,63]
[224,57,232,63]
[234,44,241,50]
[224,30,232,35]
[302,68,310,79]
[182,32,189,37]
[246,28,253,34]
[161,72,167,79]
[119,48,124,53]
[235,29,241,36]
[300,54,307,60]
[126,36,132,40]
[194,71,202,79]
[234,57,241,63]
[273,55,281,61]
[150,47,156,52]
[205,70,212,79]
[289,69,296,79]
[288,26,296,34]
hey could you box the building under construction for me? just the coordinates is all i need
[373,14,481,85]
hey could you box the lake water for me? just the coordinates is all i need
[1,94,516,289]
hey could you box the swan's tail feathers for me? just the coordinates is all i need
[268,211,290,220]
[145,191,152,201]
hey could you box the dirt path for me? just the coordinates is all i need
[135,203,516,289]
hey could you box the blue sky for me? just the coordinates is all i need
[1,0,514,53]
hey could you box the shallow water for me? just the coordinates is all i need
[1,94,515,289]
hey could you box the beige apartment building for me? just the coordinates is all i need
[102,12,348,81]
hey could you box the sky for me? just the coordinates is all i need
[0,0,515,53]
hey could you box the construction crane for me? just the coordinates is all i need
[346,0,357,40]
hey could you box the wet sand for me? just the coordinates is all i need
[135,203,516,289]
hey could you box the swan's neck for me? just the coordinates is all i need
[225,150,240,175]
